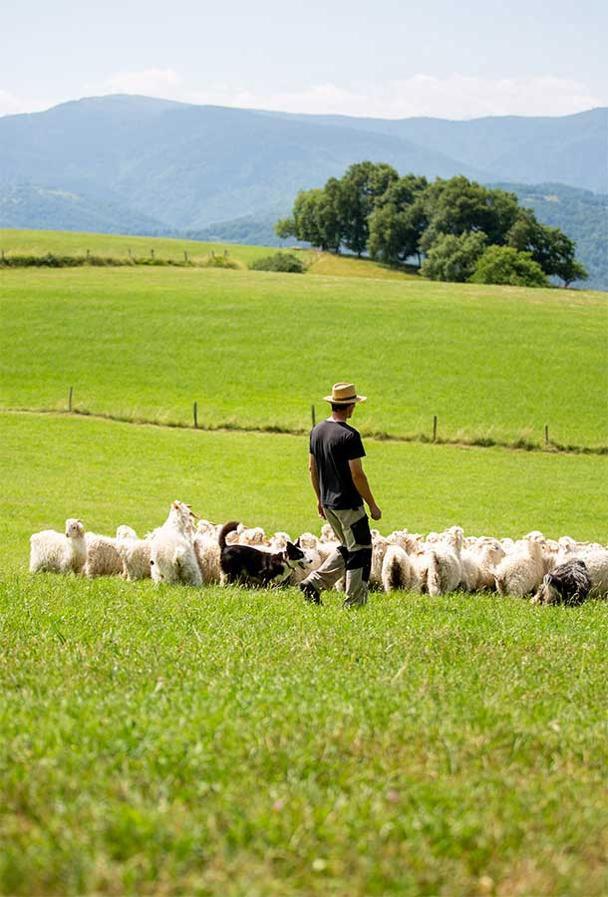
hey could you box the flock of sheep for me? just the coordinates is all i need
[29,499,608,605]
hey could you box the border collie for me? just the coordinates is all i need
[219,521,307,587]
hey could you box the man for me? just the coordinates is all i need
[300,382,381,608]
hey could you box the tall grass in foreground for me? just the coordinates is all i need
[0,575,606,896]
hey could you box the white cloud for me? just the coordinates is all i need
[183,75,603,119]
[102,67,181,96]
[2,72,604,120]
[0,89,54,117]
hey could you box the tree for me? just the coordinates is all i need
[339,161,399,255]
[420,231,487,282]
[368,175,429,265]
[469,245,548,287]
[275,217,295,239]
[420,177,519,252]
[377,174,429,210]
[507,210,588,287]
[368,200,426,265]
[291,189,325,246]
[314,177,343,252]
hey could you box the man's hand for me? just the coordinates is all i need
[317,500,326,519]
[369,503,382,521]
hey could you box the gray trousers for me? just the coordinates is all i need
[304,506,372,607]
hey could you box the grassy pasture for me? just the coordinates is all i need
[1,264,606,447]
[1,411,607,896]
[1,412,607,570]
[1,236,607,895]
[0,229,414,281]
[0,228,273,267]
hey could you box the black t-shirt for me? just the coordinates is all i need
[309,420,366,510]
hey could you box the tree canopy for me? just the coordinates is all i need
[276,164,588,288]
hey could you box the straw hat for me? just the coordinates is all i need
[323,382,367,404]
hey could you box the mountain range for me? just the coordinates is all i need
[0,95,606,286]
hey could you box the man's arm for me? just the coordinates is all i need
[308,453,325,518]
[349,458,382,520]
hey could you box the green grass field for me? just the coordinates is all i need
[1,411,607,896]
[2,412,607,569]
[1,264,606,448]
[0,228,274,266]
[0,229,414,281]
[1,231,607,895]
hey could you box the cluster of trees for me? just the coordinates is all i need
[276,163,588,287]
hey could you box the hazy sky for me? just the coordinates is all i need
[2,0,606,119]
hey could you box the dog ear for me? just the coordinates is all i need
[295,537,301,547]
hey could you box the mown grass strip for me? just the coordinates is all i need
[3,406,607,456]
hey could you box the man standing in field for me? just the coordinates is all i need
[300,382,381,608]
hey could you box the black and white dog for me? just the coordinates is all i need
[219,521,308,587]
[532,558,591,606]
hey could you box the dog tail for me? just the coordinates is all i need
[218,520,240,550]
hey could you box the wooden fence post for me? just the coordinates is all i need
[311,404,316,427]
[193,401,198,429]
[432,415,438,442]
[150,248,155,260]
[68,386,73,412]
[184,251,189,262]
[544,424,549,445]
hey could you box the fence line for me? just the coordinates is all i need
[3,403,606,457]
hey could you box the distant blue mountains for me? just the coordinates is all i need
[0,96,605,287]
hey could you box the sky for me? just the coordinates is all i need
[2,0,606,120]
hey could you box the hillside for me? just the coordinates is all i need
[1,96,605,288]
[1,251,605,447]
[189,184,607,290]
[0,182,166,234]
[281,107,607,194]
[0,96,488,229]
[0,97,605,229]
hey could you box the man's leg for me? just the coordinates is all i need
[300,509,347,599]
[340,508,372,608]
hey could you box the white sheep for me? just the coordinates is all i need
[460,539,506,592]
[239,526,267,546]
[320,522,337,542]
[570,548,608,598]
[494,533,546,597]
[193,532,222,584]
[116,526,152,581]
[84,532,124,578]
[381,544,420,593]
[419,526,464,596]
[370,533,389,589]
[29,519,87,574]
[268,531,292,552]
[150,501,202,586]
